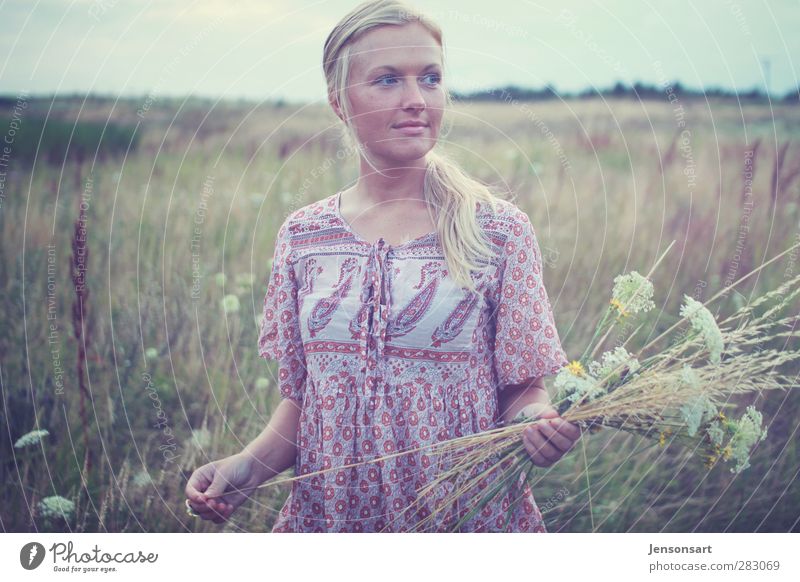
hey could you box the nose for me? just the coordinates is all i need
[401,77,426,111]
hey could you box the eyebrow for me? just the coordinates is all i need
[367,64,441,76]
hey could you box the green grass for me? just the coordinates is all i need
[1,96,798,532]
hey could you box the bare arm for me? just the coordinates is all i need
[239,398,302,483]
[497,376,552,425]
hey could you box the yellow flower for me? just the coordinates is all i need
[659,432,666,447]
[721,445,732,461]
[567,360,586,377]
[717,411,731,429]
[704,454,717,468]
[610,298,628,317]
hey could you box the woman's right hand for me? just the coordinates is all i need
[184,453,265,524]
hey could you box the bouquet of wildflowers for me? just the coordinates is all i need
[385,240,800,531]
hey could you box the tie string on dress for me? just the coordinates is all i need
[363,237,393,392]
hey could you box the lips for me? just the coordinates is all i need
[393,121,428,128]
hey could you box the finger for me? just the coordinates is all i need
[528,428,561,463]
[187,500,217,519]
[188,494,232,520]
[216,491,248,511]
[536,408,559,420]
[538,422,574,452]
[210,496,239,517]
[185,469,212,503]
[523,430,555,466]
[210,502,232,523]
[211,483,252,507]
[522,436,553,467]
[196,507,220,521]
[204,500,231,521]
[550,419,582,441]
[522,432,553,467]
[205,470,233,502]
[217,501,237,519]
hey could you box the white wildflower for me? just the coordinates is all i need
[611,271,656,314]
[554,367,604,404]
[728,405,768,474]
[255,377,270,390]
[145,347,159,360]
[705,420,726,447]
[679,295,724,364]
[588,346,640,381]
[215,272,227,287]
[680,393,718,437]
[37,495,75,521]
[14,429,49,449]
[680,364,700,388]
[221,294,240,314]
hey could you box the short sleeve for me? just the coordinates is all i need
[258,220,307,403]
[491,209,569,390]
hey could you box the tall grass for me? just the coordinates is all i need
[1,97,798,532]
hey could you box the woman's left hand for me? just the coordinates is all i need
[515,403,582,467]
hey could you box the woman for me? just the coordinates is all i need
[185,0,581,532]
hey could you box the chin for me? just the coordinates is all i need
[377,141,437,161]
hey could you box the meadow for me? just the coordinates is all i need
[1,94,798,532]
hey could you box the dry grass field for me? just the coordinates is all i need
[1,95,798,532]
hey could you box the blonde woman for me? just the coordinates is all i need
[185,0,580,532]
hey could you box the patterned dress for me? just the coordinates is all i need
[258,190,569,532]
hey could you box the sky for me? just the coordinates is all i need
[0,0,798,104]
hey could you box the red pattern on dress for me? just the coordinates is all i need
[258,191,568,532]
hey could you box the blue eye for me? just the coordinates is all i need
[374,74,442,87]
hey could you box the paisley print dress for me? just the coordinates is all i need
[258,190,569,532]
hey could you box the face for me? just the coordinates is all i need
[330,21,445,165]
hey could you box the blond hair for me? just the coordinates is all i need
[323,0,506,292]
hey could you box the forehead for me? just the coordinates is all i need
[349,22,442,75]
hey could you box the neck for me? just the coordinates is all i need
[355,156,428,204]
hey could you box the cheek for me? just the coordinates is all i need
[352,101,391,135]
[429,90,446,109]
[426,96,445,124]
[429,112,444,132]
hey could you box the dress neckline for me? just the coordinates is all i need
[333,189,438,250]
